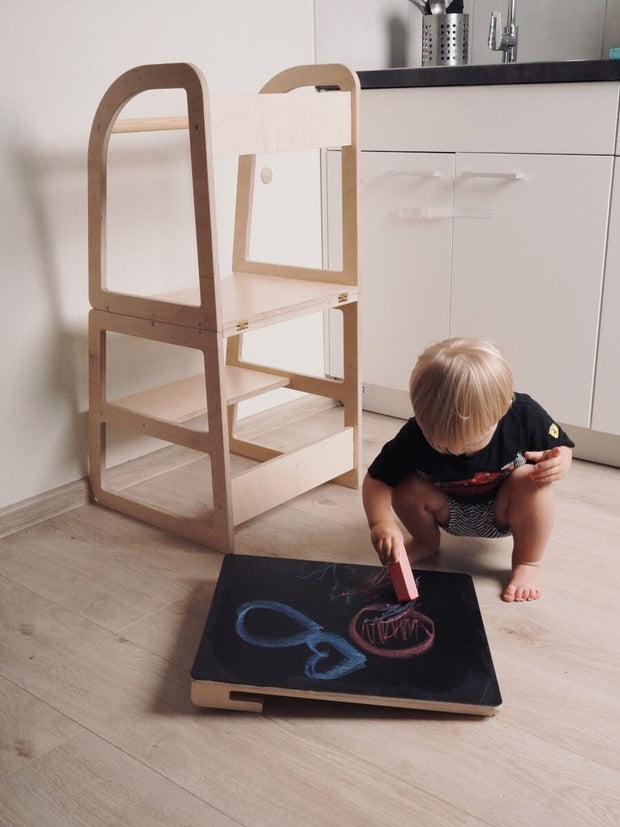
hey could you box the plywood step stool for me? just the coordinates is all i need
[88,62,361,553]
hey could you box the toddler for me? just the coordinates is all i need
[363,338,574,602]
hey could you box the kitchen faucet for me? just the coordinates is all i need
[488,0,518,63]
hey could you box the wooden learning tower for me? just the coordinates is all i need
[87,62,361,553]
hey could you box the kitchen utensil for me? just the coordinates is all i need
[407,0,429,13]
[429,0,446,13]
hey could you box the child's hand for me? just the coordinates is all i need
[370,521,406,566]
[524,446,572,483]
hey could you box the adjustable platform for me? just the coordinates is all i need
[87,62,361,552]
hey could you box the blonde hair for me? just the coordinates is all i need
[409,338,513,454]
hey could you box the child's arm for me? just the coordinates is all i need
[524,445,572,483]
[362,472,406,566]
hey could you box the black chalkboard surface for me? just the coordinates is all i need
[191,555,501,715]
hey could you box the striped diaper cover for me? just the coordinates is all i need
[444,495,512,539]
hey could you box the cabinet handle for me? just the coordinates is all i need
[454,207,497,219]
[363,169,442,185]
[384,169,441,179]
[395,206,453,220]
[460,171,525,181]
[395,206,497,220]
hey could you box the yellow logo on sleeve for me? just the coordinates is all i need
[549,423,559,439]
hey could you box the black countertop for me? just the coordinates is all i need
[358,60,620,89]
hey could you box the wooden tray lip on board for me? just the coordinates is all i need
[191,554,502,716]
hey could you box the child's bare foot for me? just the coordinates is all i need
[502,563,542,602]
[405,536,438,565]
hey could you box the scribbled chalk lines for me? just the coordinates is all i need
[235,600,366,680]
[298,561,395,602]
[349,602,436,658]
[296,563,436,659]
[297,562,360,602]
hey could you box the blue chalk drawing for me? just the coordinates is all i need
[235,600,366,681]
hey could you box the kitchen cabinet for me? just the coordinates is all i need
[450,152,612,427]
[359,152,453,400]
[325,150,452,416]
[325,82,619,434]
[592,159,620,436]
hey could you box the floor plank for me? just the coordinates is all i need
[269,699,619,827]
[0,730,236,826]
[0,676,82,778]
[0,508,220,632]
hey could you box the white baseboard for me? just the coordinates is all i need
[560,423,620,468]
[0,478,91,539]
[363,383,411,420]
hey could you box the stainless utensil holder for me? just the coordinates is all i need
[422,13,469,66]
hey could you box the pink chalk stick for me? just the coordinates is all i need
[388,552,418,602]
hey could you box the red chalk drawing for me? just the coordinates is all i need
[348,602,435,658]
[300,562,436,660]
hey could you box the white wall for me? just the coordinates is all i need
[5,0,620,511]
[0,0,316,509]
[315,0,620,68]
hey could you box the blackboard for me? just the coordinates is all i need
[191,554,501,715]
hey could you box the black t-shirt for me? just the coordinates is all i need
[367,392,575,504]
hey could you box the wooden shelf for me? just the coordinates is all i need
[110,367,290,423]
[154,273,358,334]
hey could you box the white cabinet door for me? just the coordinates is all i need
[356,151,455,417]
[592,160,620,436]
[359,152,453,411]
[450,153,613,428]
[326,151,453,418]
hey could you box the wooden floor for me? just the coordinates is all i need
[1,405,619,826]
